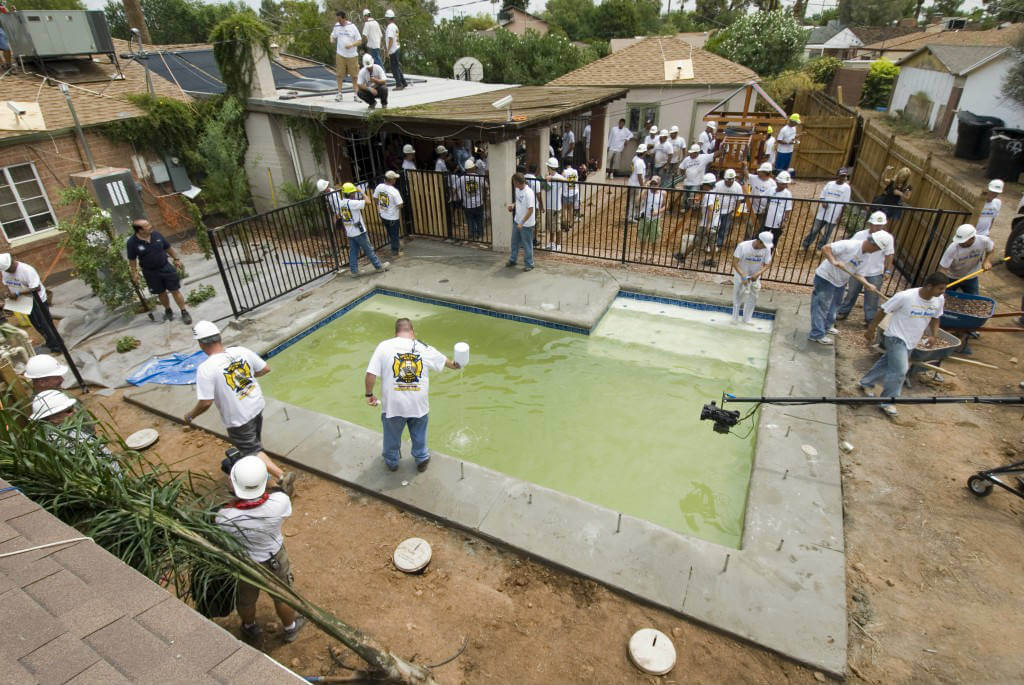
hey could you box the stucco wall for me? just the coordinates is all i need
[889,65,954,130]
[949,57,1024,143]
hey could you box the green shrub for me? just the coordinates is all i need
[803,56,843,85]
[705,10,807,76]
[860,59,900,109]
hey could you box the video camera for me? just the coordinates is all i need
[221,447,242,475]
[700,401,740,434]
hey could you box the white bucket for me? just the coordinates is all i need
[453,342,470,367]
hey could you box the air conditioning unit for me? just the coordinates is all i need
[0,10,115,60]
[70,168,146,237]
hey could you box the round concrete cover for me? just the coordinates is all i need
[125,428,159,450]
[393,538,432,573]
[628,628,676,675]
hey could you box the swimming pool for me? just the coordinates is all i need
[260,292,771,547]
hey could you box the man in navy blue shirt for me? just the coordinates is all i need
[126,219,192,324]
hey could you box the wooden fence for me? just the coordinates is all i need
[792,91,859,180]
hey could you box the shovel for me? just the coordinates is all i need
[945,256,1010,290]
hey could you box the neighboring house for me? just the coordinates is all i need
[857,23,1023,61]
[610,33,708,53]
[547,36,754,173]
[889,43,1024,143]
[496,7,549,36]
[804,21,863,60]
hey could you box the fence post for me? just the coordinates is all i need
[620,190,630,263]
[912,208,944,288]
[443,173,454,240]
[210,230,241,318]
[322,196,342,271]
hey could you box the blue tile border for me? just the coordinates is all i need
[266,287,775,359]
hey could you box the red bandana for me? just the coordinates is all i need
[228,492,271,509]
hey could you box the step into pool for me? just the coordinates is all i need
[261,292,772,548]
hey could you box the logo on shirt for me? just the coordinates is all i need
[223,359,256,398]
[466,180,479,194]
[392,353,423,390]
[377,192,390,209]
[340,205,353,222]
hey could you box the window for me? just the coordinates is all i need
[628,104,659,133]
[0,163,57,241]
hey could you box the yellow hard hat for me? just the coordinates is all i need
[766,125,773,133]
[789,113,801,123]
[341,182,358,194]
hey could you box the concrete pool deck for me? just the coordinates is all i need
[125,242,846,675]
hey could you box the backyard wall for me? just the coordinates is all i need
[948,57,1024,144]
[888,65,954,132]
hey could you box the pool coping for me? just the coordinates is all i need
[124,243,846,675]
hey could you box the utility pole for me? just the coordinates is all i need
[122,0,151,45]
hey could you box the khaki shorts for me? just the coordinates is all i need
[237,544,293,609]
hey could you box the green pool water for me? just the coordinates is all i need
[261,294,771,548]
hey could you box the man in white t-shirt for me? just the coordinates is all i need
[458,159,487,240]
[808,232,892,345]
[860,272,948,417]
[185,320,294,492]
[712,169,744,249]
[745,162,777,237]
[361,8,383,66]
[643,125,659,166]
[216,456,305,642]
[375,170,404,256]
[938,223,995,295]
[668,125,686,167]
[676,143,716,211]
[331,182,389,276]
[762,126,776,168]
[365,317,460,471]
[762,170,793,245]
[543,157,565,250]
[801,167,852,251]
[329,10,361,102]
[838,211,894,324]
[506,173,536,270]
[0,252,60,352]
[731,231,773,324]
[401,143,417,170]
[582,121,591,159]
[606,118,633,175]
[561,164,580,228]
[355,54,388,109]
[975,178,1003,237]
[653,130,673,187]
[384,10,408,89]
[627,144,647,222]
[775,113,799,172]
[698,121,717,154]
[561,125,575,162]
[692,172,719,252]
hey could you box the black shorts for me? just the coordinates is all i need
[143,263,181,295]
[225,412,263,455]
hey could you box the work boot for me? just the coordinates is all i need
[416,457,430,472]
[163,308,174,321]
[241,622,262,640]
[180,310,192,325]
[279,472,296,497]
[375,261,390,273]
[283,616,307,643]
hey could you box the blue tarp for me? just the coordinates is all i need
[127,350,207,386]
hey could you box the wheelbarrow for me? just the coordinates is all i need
[940,291,1024,354]
[967,460,1024,501]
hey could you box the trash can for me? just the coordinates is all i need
[957,111,1004,160]
[986,128,1024,181]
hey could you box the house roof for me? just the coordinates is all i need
[861,23,1024,52]
[547,36,755,87]
[0,480,304,685]
[848,24,919,46]
[0,40,192,142]
[899,44,1011,75]
[498,7,547,26]
[806,21,846,46]
[609,33,708,52]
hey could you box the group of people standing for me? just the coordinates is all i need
[330,8,408,109]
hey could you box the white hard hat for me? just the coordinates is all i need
[724,168,737,179]
[315,178,330,193]
[362,8,371,14]
[0,253,10,271]
[649,125,658,134]
[775,170,791,183]
[757,162,772,173]
[953,223,977,244]
[402,144,415,154]
[688,143,700,153]
[24,354,68,380]
[869,230,894,252]
[702,172,716,184]
[546,157,559,168]
[659,129,668,137]
[636,143,647,153]
[464,159,476,170]
[230,455,269,499]
[706,121,717,129]
[757,231,774,248]
[868,210,888,226]
[192,320,220,340]
[669,125,679,133]
[435,145,447,155]
[362,54,374,67]
[988,178,1004,193]
[385,169,401,179]
[31,389,77,420]
[384,8,395,18]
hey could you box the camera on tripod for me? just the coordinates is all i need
[700,401,740,434]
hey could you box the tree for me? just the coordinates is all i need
[1002,32,1024,106]
[806,7,839,25]
[104,0,250,44]
[984,0,1024,22]
[705,9,807,76]
[197,97,252,220]
[210,12,272,99]
[860,58,899,108]
[461,13,497,31]
[838,0,916,25]
[276,0,332,64]
[12,0,85,9]
[804,55,843,85]
[591,0,642,39]
[926,0,965,17]
[543,0,596,41]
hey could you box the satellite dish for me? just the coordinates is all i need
[453,56,484,82]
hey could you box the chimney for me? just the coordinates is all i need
[250,42,277,98]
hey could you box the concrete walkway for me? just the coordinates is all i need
[125,242,847,675]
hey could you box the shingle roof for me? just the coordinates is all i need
[901,44,1010,75]
[861,23,1024,52]
[547,36,756,87]
[848,24,919,46]
[806,21,846,46]
[0,479,305,685]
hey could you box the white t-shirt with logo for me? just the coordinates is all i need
[459,174,485,209]
[330,22,361,58]
[562,167,579,198]
[777,124,797,153]
[374,183,403,221]
[851,228,894,277]
[815,238,866,287]
[763,188,793,228]
[362,18,382,49]
[939,236,995,279]
[653,140,673,167]
[629,156,646,187]
[975,197,1001,237]
[2,261,46,303]
[881,287,944,350]
[733,239,772,278]
[337,198,368,237]
[643,134,658,151]
[385,22,400,54]
[607,126,633,152]
[815,181,851,223]
[713,180,744,215]
[545,173,565,211]
[513,184,536,227]
[196,346,267,428]
[679,153,715,186]
[699,189,720,228]
[367,337,447,418]
[216,492,291,562]
[748,175,777,213]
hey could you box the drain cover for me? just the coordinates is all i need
[393,537,432,573]
[125,429,158,450]
[628,628,675,675]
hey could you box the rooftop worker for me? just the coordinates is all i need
[801,167,852,251]
[365,317,460,472]
[561,123,575,162]
[0,252,60,353]
[653,129,673,188]
[761,125,776,168]
[775,113,800,172]
[361,8,383,66]
[434,145,449,173]
[375,170,405,257]
[976,178,1004,238]
[401,143,417,170]
[676,143,716,212]
[606,118,633,175]
[184,320,295,495]
[355,53,388,110]
[543,157,565,252]
[505,172,536,271]
[384,9,409,90]
[711,169,744,252]
[808,231,892,345]
[627,143,648,223]
[698,121,717,155]
[938,224,995,295]
[215,456,306,643]
[860,272,949,417]
[338,182,389,277]
[762,170,793,246]
[329,10,362,102]
[457,159,487,241]
[745,162,777,238]
[837,211,894,325]
[126,219,192,325]
[731,231,774,325]
[23,353,68,394]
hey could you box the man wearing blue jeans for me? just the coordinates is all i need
[365,317,460,472]
[374,171,404,257]
[860,272,948,417]
[938,223,995,296]
[808,231,892,345]
[506,172,536,271]
[384,11,408,90]
[329,182,390,276]
[837,210,894,324]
